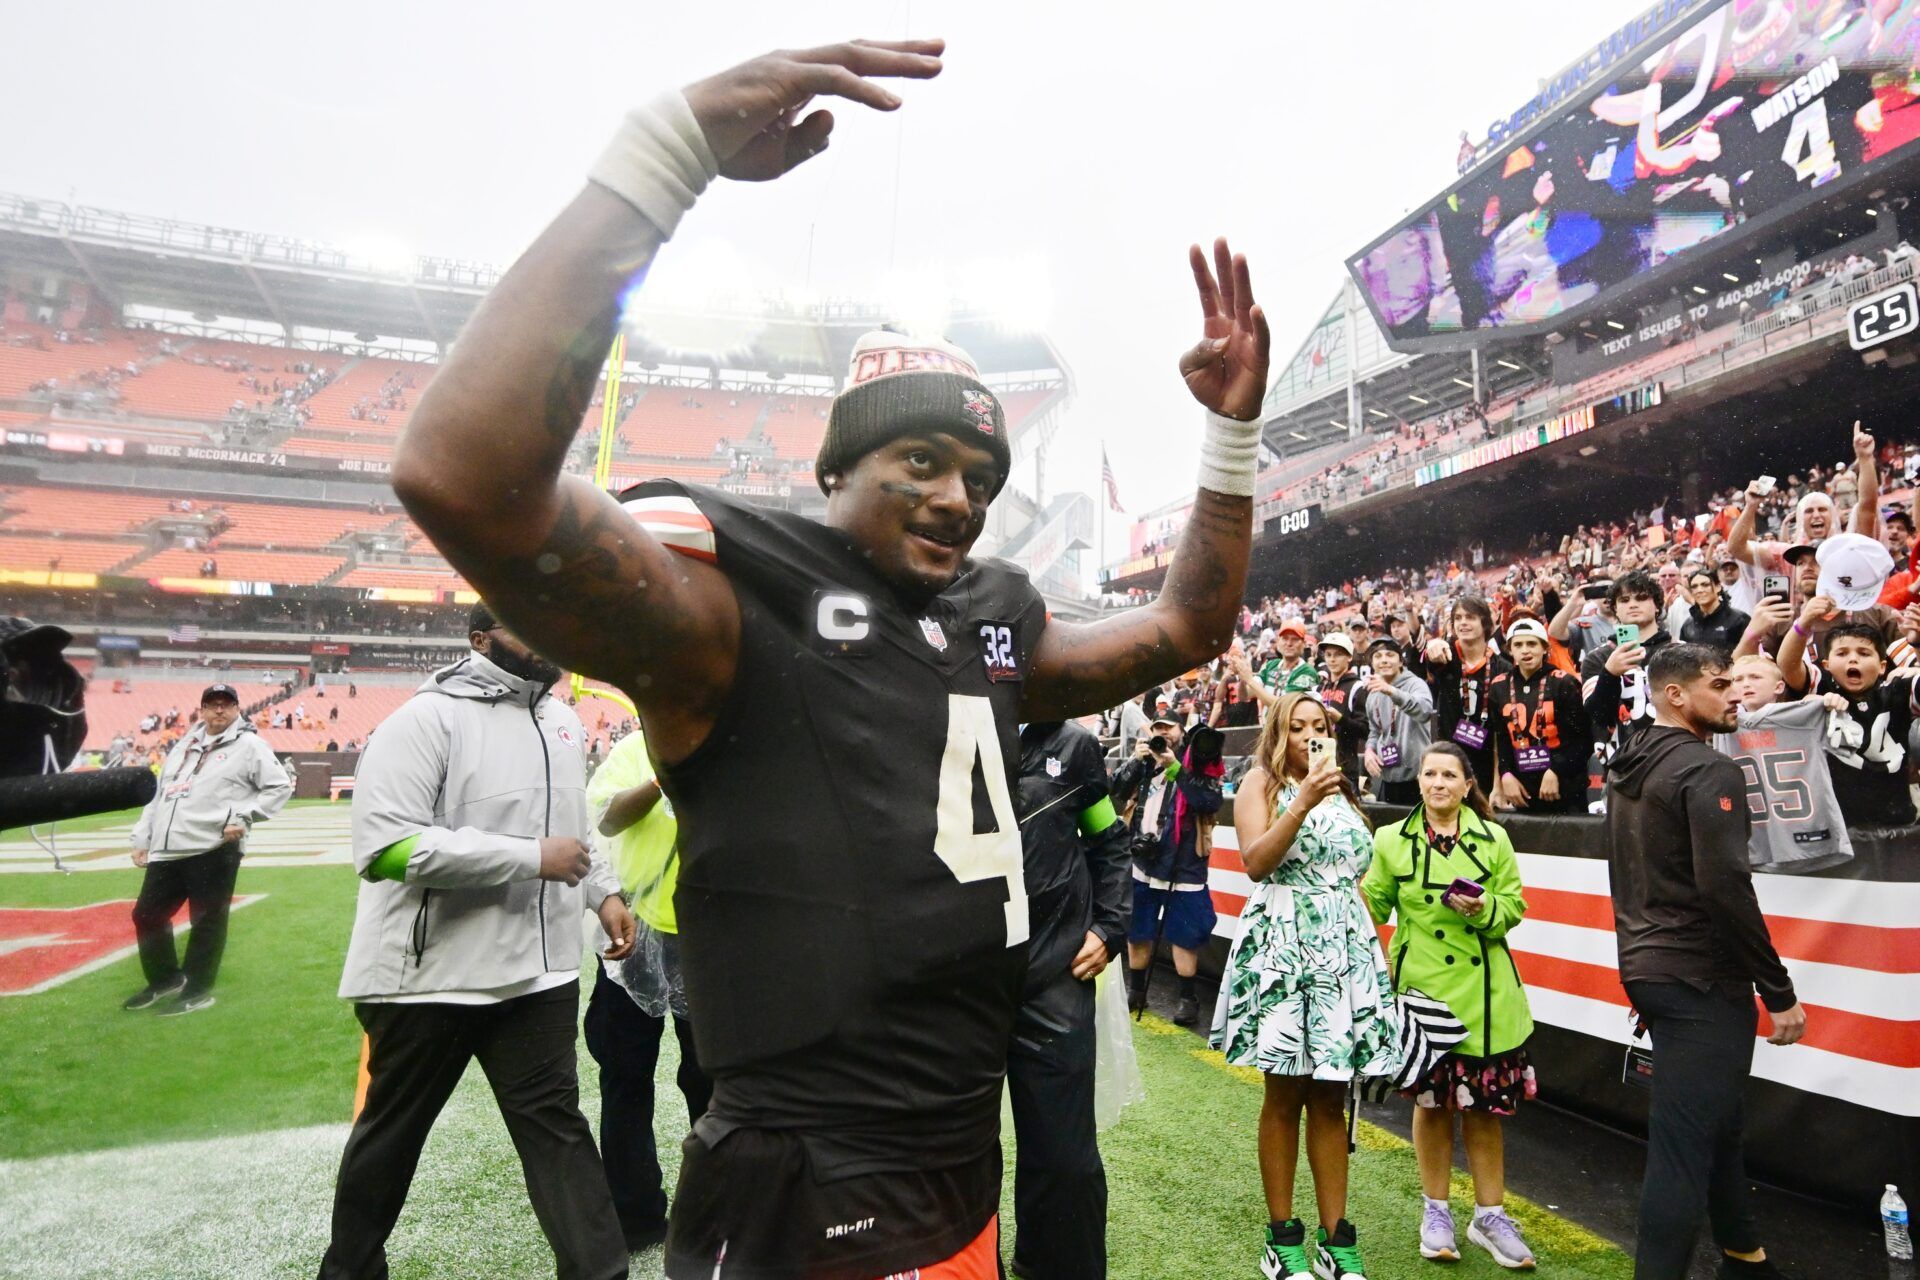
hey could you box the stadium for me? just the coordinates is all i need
[4,3,1920,1279]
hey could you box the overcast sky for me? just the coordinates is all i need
[2,0,1656,524]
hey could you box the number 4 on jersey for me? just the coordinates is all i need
[933,694,1029,946]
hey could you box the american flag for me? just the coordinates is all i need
[1101,448,1123,512]
[167,624,201,643]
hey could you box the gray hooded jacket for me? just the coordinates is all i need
[131,719,291,860]
[338,652,619,1000]
[1364,670,1435,786]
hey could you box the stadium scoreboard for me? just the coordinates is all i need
[1848,279,1920,348]
[1351,0,1920,352]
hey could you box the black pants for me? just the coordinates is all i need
[131,846,242,996]
[317,982,627,1280]
[1007,968,1106,1278]
[1625,980,1763,1280]
[583,961,710,1237]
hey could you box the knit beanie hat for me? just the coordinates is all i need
[816,330,1011,497]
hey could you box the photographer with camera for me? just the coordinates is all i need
[1114,715,1224,1026]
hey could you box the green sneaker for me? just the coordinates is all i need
[1262,1219,1315,1280]
[1316,1219,1369,1280]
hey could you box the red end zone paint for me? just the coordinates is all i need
[0,896,263,996]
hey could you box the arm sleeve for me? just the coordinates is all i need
[129,764,164,848]
[1581,645,1623,732]
[1682,758,1797,1012]
[1358,830,1397,925]
[238,740,292,827]
[1394,676,1435,723]
[1066,732,1131,951]
[1464,827,1527,940]
[1554,673,1595,764]
[580,848,620,913]
[349,702,542,889]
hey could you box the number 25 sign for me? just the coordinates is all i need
[1848,281,1919,351]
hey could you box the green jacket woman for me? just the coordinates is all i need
[1359,802,1532,1061]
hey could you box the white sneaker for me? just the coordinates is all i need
[1420,1201,1459,1262]
[1468,1209,1536,1270]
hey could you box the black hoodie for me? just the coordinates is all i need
[1605,724,1797,1012]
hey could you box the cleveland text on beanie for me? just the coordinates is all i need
[815,330,1012,497]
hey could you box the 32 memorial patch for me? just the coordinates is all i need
[979,622,1021,682]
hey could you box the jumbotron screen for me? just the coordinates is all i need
[1350,0,1920,351]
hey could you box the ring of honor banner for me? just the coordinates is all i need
[1351,0,1920,350]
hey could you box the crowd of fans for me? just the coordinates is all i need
[1104,425,1920,842]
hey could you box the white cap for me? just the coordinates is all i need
[1815,532,1895,612]
[1317,631,1354,655]
[1506,618,1550,645]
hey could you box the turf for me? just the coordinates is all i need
[0,862,363,1159]
[0,862,1633,1278]
[0,795,332,838]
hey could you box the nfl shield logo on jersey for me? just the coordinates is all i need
[919,617,948,651]
[1046,756,1063,778]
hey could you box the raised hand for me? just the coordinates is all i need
[1179,238,1271,421]
[684,39,945,182]
[1854,420,1875,465]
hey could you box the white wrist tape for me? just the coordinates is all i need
[1196,409,1262,497]
[586,92,720,240]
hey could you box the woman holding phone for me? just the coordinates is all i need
[1213,691,1400,1280]
[1361,741,1538,1270]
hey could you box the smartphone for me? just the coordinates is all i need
[1307,736,1337,772]
[1753,475,1777,496]
[1614,623,1640,648]
[1446,877,1484,900]
[1581,579,1612,600]
[1762,574,1789,600]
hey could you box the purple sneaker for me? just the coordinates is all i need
[1420,1201,1458,1262]
[1468,1209,1535,1270]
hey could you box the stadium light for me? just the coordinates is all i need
[1496,359,1522,371]
[1451,377,1473,388]
[1407,394,1432,405]
[1723,272,1741,282]
[1606,321,1626,330]
[1692,286,1709,295]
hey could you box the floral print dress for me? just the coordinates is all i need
[1210,785,1402,1080]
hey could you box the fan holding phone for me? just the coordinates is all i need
[1360,741,1540,1270]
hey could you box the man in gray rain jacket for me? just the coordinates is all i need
[125,682,290,1015]
[318,604,636,1280]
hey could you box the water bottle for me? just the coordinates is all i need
[1884,1184,1913,1261]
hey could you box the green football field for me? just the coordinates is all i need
[0,824,1633,1280]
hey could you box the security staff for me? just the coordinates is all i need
[124,682,291,1015]
[320,605,637,1280]
[1009,718,1131,1279]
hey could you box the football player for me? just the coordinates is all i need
[391,39,1269,1280]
